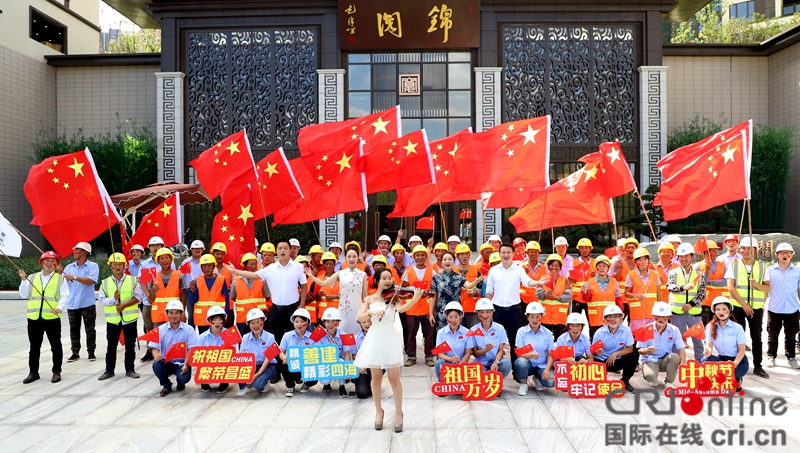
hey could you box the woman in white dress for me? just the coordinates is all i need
[305,247,367,334]
[355,268,424,433]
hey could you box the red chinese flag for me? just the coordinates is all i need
[360,129,436,194]
[658,127,751,221]
[695,236,709,254]
[431,341,452,355]
[164,342,187,362]
[632,324,655,342]
[128,193,182,249]
[466,329,485,337]
[138,268,157,287]
[416,215,435,230]
[509,159,615,233]
[604,247,618,258]
[189,130,257,199]
[263,342,281,361]
[298,106,401,155]
[485,187,538,209]
[310,325,327,342]
[589,340,604,355]
[453,116,550,195]
[138,328,160,343]
[515,344,534,356]
[179,261,192,275]
[412,280,430,291]
[550,346,574,360]
[220,326,242,346]
[683,322,706,340]
[341,333,356,347]
[118,331,125,346]
[120,222,131,256]
[658,121,751,183]
[652,192,663,207]
[221,148,304,219]
[582,142,637,198]
[480,264,490,276]
[211,186,256,268]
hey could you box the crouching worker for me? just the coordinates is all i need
[637,302,685,389]
[196,306,230,394]
[150,300,197,396]
[238,308,278,396]
[515,302,555,395]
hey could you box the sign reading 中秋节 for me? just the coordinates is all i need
[287,345,359,381]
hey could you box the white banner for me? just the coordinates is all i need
[0,212,23,257]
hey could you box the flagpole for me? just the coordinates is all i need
[609,198,620,253]
[633,189,658,242]
[550,228,555,252]
[5,221,44,254]
[363,208,368,249]
[301,198,322,245]
[738,200,747,238]
[432,182,448,240]
[105,214,116,254]
[254,183,272,243]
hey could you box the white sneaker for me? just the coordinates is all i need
[260,383,270,393]
[534,378,544,392]
[649,380,658,388]
[238,387,252,397]
[766,357,776,368]
[788,358,800,369]
[517,384,528,396]
[526,376,535,388]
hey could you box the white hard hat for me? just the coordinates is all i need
[190,240,205,249]
[740,236,759,249]
[289,238,301,247]
[676,243,695,256]
[131,244,145,252]
[474,298,494,311]
[712,296,733,311]
[525,302,545,315]
[205,305,227,322]
[73,241,92,254]
[488,234,501,242]
[443,301,464,315]
[776,242,794,253]
[377,235,391,243]
[246,308,266,323]
[164,300,184,313]
[329,242,342,250]
[665,234,682,243]
[617,238,626,247]
[651,302,672,317]
[447,235,461,243]
[149,236,165,246]
[565,312,586,325]
[290,308,311,322]
[603,305,623,317]
[320,307,342,321]
[409,235,422,243]
[554,236,569,246]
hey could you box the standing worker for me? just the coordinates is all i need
[98,253,143,380]
[667,243,706,360]
[764,243,800,369]
[63,242,100,363]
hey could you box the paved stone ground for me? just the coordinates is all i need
[1,296,799,453]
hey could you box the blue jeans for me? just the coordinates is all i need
[513,358,555,388]
[479,358,512,377]
[702,355,749,383]
[153,360,192,389]
[238,363,276,391]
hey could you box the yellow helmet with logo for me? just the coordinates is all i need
[633,248,651,260]
[155,247,174,259]
[455,243,471,254]
[525,241,541,252]
[321,251,337,262]
[345,241,361,254]
[623,237,640,248]
[371,255,388,266]
[545,254,563,266]
[390,244,406,253]
[199,254,217,265]
[107,253,127,265]
[489,252,501,264]
[657,242,675,252]
[433,242,448,252]
[412,245,429,256]
[577,238,593,248]
[309,245,324,255]
[594,255,612,269]
[479,243,494,253]
[211,242,227,254]
[259,242,275,253]
[295,255,310,264]
[240,253,258,266]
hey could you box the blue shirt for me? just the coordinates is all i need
[139,258,175,306]
[197,328,226,347]
[128,260,150,306]
[515,324,554,367]
[181,256,203,282]
[279,329,315,350]
[315,328,352,359]
[63,260,100,310]
[435,325,470,359]
[636,323,684,363]
[187,276,230,310]
[592,325,634,361]
[765,263,800,314]
[555,332,592,359]
[705,320,746,357]
[241,330,277,365]
[354,329,367,355]
[468,322,508,365]
[149,322,198,364]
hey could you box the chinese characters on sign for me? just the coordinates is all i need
[606,423,704,447]
[339,0,480,50]
[399,74,420,96]
[667,359,736,397]
[286,345,359,381]
[430,362,504,400]
[554,361,625,398]
[188,346,257,384]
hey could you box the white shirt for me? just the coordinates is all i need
[485,262,532,307]
[255,259,307,306]
[19,270,70,312]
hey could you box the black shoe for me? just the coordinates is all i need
[201,384,211,392]
[217,384,229,394]
[51,373,61,383]
[322,384,332,393]
[98,372,115,381]
[624,382,635,393]
[754,367,769,379]
[126,370,140,379]
[160,387,171,397]
[88,353,96,362]
[339,386,348,398]
[140,351,153,363]
[269,375,280,384]
[67,354,80,362]
[177,383,186,391]
[22,373,40,384]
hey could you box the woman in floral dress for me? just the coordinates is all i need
[305,246,367,334]
[431,252,484,331]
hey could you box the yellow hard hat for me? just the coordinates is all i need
[545,254,563,266]
[371,255,388,266]
[525,241,541,252]
[577,238,593,248]
[455,243,471,254]
[707,240,719,249]
[412,245,429,256]
[623,237,640,248]
[479,243,494,253]
[155,247,174,259]
[489,252,501,264]
[594,255,612,269]
[199,254,217,265]
[433,242,448,252]
[657,242,675,252]
[259,242,275,253]
[295,255,310,264]
[633,248,651,260]
[321,251,337,262]
[309,245,324,254]
[240,253,258,266]
[345,241,361,254]
[211,242,227,254]
[107,253,127,265]
[391,244,406,253]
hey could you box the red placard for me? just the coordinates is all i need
[431,362,503,400]
[189,346,257,384]
[553,361,625,399]
[666,359,737,397]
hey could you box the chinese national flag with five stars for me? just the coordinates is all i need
[212,186,256,268]
[453,116,551,195]
[658,120,751,183]
[189,130,258,199]
[632,324,655,342]
[581,142,637,199]
[128,193,182,249]
[359,129,436,194]
[298,106,401,155]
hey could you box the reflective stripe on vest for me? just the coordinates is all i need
[587,277,616,327]
[405,266,433,317]
[668,267,701,315]
[627,270,658,320]
[458,266,481,312]
[541,276,569,326]
[702,262,731,306]
[194,276,226,326]
[152,271,181,323]
[234,277,267,323]
[520,262,545,304]
[103,276,139,324]
[731,260,766,309]
[27,272,63,320]
[570,257,595,296]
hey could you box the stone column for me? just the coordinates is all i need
[317,69,346,247]
[474,67,503,241]
[156,72,184,182]
[638,66,668,189]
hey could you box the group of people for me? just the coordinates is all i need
[20,230,800,430]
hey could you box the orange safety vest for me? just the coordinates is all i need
[233,276,267,323]
[614,259,635,293]
[702,261,730,306]
[405,266,433,317]
[655,262,677,303]
[368,267,401,295]
[151,270,181,324]
[216,266,233,287]
[315,270,341,315]
[627,270,659,320]
[540,276,569,326]
[570,257,595,298]
[586,277,617,327]
[520,262,546,304]
[456,265,481,313]
[194,276,226,327]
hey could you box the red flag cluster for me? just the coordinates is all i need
[127,193,182,251]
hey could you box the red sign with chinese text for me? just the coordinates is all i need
[431,362,504,400]
[188,346,257,384]
[554,361,625,399]
[666,359,736,397]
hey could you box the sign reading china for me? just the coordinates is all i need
[287,345,359,381]
[554,361,625,398]
[339,0,480,50]
[431,362,503,400]
[665,359,736,397]
[188,346,257,384]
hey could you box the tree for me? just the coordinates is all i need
[671,0,800,44]
[106,29,161,54]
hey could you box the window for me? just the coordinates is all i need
[30,9,66,53]
[729,1,755,19]
[784,1,800,15]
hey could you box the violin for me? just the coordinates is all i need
[380,285,434,301]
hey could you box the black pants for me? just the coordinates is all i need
[237,322,251,336]
[605,351,639,383]
[589,326,601,341]
[197,325,210,335]
[767,310,800,359]
[354,370,373,399]
[68,305,96,355]
[105,321,138,373]
[733,306,763,368]
[28,318,62,374]
[543,323,566,338]
[572,301,588,316]
[270,302,299,378]
[280,358,317,389]
[701,306,714,326]
[493,303,523,378]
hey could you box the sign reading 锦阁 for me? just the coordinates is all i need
[339,0,480,50]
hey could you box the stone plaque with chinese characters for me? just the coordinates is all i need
[399,74,420,95]
[339,0,480,50]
